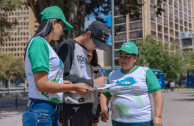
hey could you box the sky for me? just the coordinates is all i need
[85,14,112,45]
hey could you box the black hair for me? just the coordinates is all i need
[90,50,100,67]
[24,19,61,59]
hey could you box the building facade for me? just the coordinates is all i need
[114,0,193,67]
[179,30,194,55]
[0,6,38,57]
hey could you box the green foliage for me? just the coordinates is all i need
[0,0,22,45]
[136,35,183,81]
[0,53,25,83]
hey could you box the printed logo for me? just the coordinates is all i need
[115,77,137,86]
[72,106,79,112]
[77,55,89,65]
[123,43,131,48]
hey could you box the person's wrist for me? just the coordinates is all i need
[154,114,162,118]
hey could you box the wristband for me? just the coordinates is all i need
[154,114,162,118]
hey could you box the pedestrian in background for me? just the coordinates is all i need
[56,21,109,126]
[22,6,92,126]
[100,42,164,126]
[170,80,175,91]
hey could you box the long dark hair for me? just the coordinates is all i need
[90,50,100,67]
[24,19,61,59]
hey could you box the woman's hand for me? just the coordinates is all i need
[100,109,109,122]
[153,116,162,126]
[74,83,93,95]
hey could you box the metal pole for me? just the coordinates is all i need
[15,97,18,109]
[111,0,115,70]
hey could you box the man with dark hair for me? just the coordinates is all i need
[56,21,110,126]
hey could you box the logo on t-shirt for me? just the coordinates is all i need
[115,77,137,86]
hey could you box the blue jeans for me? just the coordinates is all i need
[112,120,153,126]
[22,98,59,126]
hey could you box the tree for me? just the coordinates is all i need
[0,53,25,87]
[0,0,22,45]
[136,35,183,81]
[27,0,165,38]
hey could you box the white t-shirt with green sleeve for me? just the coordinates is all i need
[25,37,64,104]
[104,66,161,123]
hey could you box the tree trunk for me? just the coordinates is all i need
[27,0,86,38]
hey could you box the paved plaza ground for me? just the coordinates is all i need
[1,89,194,126]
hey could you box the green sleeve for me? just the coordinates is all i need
[28,37,49,74]
[146,69,161,93]
[103,74,112,97]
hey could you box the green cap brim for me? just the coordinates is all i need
[62,19,73,31]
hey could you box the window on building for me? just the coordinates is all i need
[169,14,173,21]
[157,16,162,24]
[115,24,126,32]
[174,9,178,15]
[158,25,162,32]
[184,14,187,20]
[151,31,156,37]
[164,19,168,26]
[151,22,156,30]
[185,28,188,32]
[150,4,155,12]
[188,10,191,15]
[179,4,182,11]
[115,59,119,66]
[164,35,168,42]
[188,3,191,9]
[115,42,124,49]
[184,21,187,27]
[180,19,183,25]
[169,0,172,5]
[184,0,187,6]
[179,0,182,3]
[170,29,174,36]
[180,26,183,32]
[163,11,168,18]
[169,21,173,28]
[189,23,192,29]
[174,2,178,8]
[115,33,126,41]
[170,37,174,43]
[150,13,155,21]
[175,31,179,38]
[169,6,173,13]
[174,16,178,23]
[129,14,142,21]
[163,3,167,11]
[184,7,187,13]
[150,0,155,4]
[158,33,162,40]
[175,24,179,30]
[129,30,142,39]
[130,21,142,30]
[182,39,192,46]
[164,27,168,34]
[189,16,191,22]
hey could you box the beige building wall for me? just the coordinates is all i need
[0,6,38,57]
[96,47,112,68]
[114,0,193,67]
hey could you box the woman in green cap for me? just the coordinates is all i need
[100,42,163,126]
[22,6,93,126]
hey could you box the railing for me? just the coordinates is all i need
[0,87,28,93]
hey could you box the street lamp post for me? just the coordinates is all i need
[111,0,115,70]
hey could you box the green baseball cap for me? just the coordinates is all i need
[40,6,73,31]
[115,42,138,56]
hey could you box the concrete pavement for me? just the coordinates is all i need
[1,90,194,126]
